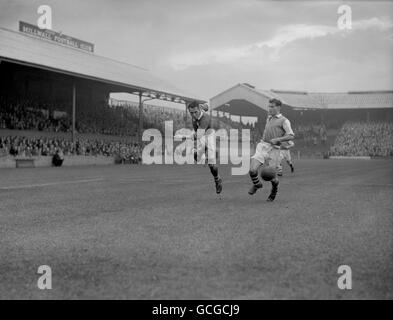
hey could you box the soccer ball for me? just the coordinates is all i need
[260,166,276,181]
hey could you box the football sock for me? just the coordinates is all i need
[249,171,261,186]
[209,165,220,181]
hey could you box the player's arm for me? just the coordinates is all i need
[196,113,213,137]
[187,118,199,140]
[272,134,294,144]
[270,119,295,145]
[262,117,269,141]
[280,141,295,150]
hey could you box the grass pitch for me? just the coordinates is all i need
[0,159,392,299]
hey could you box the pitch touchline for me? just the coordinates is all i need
[116,178,393,187]
[0,178,105,190]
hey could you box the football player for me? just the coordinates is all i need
[187,101,223,194]
[248,98,295,201]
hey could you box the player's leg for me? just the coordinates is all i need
[277,165,283,177]
[208,163,222,194]
[285,142,295,173]
[267,149,280,202]
[286,150,294,173]
[248,158,263,195]
[248,142,266,195]
[277,150,284,177]
[205,132,222,194]
[193,139,204,163]
[194,134,209,164]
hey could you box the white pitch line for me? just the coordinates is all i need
[115,178,393,187]
[0,178,104,190]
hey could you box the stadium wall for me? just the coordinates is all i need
[0,155,115,169]
[0,129,138,143]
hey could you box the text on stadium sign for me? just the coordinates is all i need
[19,21,94,53]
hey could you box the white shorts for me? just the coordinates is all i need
[196,132,216,164]
[281,149,292,162]
[251,141,281,168]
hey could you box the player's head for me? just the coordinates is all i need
[187,100,202,120]
[268,98,282,116]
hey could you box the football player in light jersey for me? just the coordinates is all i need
[248,98,295,201]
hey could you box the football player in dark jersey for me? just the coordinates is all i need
[187,101,223,194]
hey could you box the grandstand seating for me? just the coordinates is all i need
[330,122,393,157]
[0,134,143,163]
[1,97,392,161]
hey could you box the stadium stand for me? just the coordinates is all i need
[330,121,393,157]
[210,84,393,158]
[0,25,206,168]
[0,95,234,164]
[2,92,393,164]
[0,135,142,163]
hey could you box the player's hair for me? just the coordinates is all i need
[269,98,282,107]
[187,100,199,109]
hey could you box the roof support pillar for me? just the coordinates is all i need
[72,82,76,144]
[138,92,143,145]
[184,101,188,126]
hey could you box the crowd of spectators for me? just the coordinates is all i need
[330,121,393,157]
[0,136,142,163]
[110,99,237,133]
[0,97,145,137]
[107,99,187,134]
[2,97,392,160]
[1,97,245,138]
[0,98,71,132]
[0,98,195,164]
[292,124,328,146]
